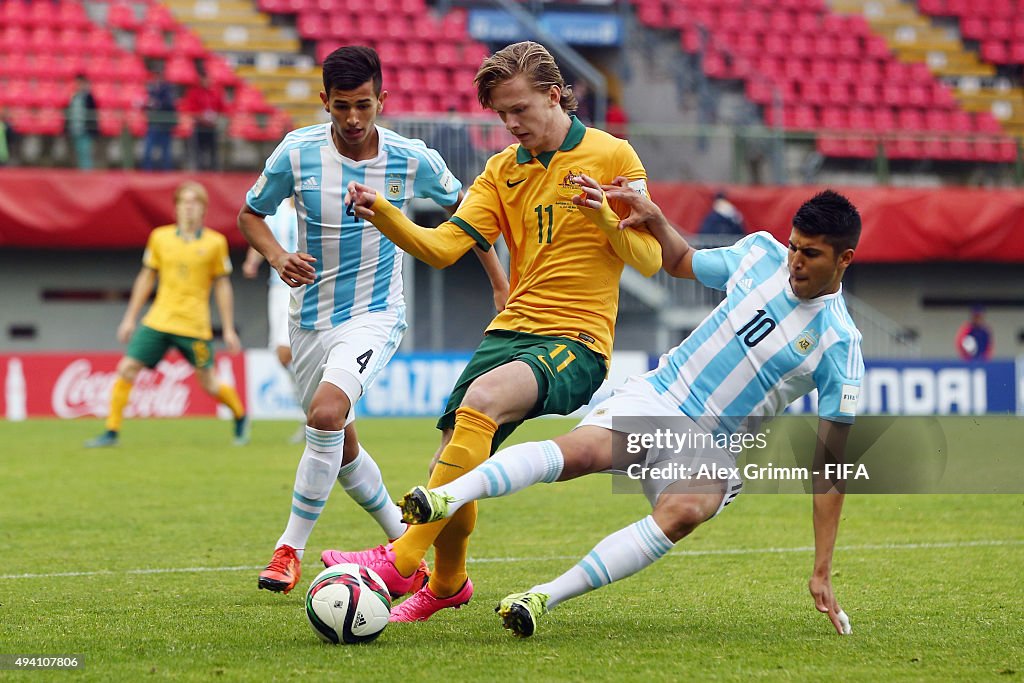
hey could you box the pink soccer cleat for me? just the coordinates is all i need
[389,578,473,622]
[320,543,429,599]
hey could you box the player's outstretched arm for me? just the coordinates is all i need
[473,246,510,311]
[237,206,316,287]
[570,174,661,277]
[809,418,852,635]
[599,180,697,281]
[117,266,157,344]
[346,181,478,270]
[213,276,241,353]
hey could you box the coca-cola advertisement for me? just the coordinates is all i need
[1,352,246,420]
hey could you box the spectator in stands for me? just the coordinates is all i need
[572,80,594,125]
[0,107,11,165]
[180,74,226,171]
[955,306,994,361]
[141,68,178,171]
[699,190,746,237]
[606,97,629,139]
[66,74,98,170]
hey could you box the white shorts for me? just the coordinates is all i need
[577,377,743,517]
[268,285,291,350]
[290,307,407,426]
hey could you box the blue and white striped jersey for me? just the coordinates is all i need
[246,123,461,330]
[264,199,298,291]
[645,231,864,434]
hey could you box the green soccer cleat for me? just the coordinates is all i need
[399,486,454,525]
[84,430,119,448]
[495,592,549,638]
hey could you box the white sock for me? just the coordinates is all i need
[276,426,344,558]
[337,445,406,541]
[531,516,673,610]
[437,440,564,516]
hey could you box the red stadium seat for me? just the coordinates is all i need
[973,111,1004,133]
[864,36,892,60]
[925,109,953,131]
[799,81,828,107]
[205,56,240,88]
[853,82,881,108]
[0,1,30,27]
[107,2,141,31]
[173,30,209,59]
[981,40,1009,64]
[1009,42,1024,65]
[136,28,172,59]
[56,2,91,30]
[960,17,986,41]
[165,56,199,86]
[144,3,178,31]
[433,43,461,67]
[825,81,853,106]
[297,13,328,40]
[819,107,849,130]
[870,107,897,132]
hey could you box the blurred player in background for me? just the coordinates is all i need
[327,41,662,622]
[243,196,305,443]
[85,181,247,448]
[238,46,509,595]
[400,186,864,638]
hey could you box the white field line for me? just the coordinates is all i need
[2,539,1022,581]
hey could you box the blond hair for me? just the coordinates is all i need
[174,180,209,208]
[475,41,578,113]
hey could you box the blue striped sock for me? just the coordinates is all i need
[532,516,673,610]
[276,426,344,555]
[440,440,564,515]
[337,446,405,540]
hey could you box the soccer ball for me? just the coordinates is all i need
[305,563,391,644]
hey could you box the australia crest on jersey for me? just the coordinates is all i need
[793,329,819,355]
[386,174,405,200]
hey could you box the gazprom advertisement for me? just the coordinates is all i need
[242,352,1022,420]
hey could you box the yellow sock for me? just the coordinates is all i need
[215,384,245,419]
[429,502,476,597]
[392,407,497,577]
[104,377,133,432]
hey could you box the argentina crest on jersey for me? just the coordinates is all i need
[793,328,819,355]
[386,173,405,200]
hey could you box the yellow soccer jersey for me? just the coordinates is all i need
[140,225,233,340]
[450,116,648,361]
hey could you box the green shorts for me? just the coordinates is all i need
[437,330,607,452]
[125,325,214,369]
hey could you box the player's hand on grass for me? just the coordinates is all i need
[222,328,242,354]
[117,319,136,345]
[345,181,378,220]
[270,252,316,287]
[809,573,852,635]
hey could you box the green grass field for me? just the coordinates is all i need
[2,418,1022,681]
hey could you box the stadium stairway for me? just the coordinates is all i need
[829,0,1024,140]
[627,0,1019,165]
[153,0,323,128]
